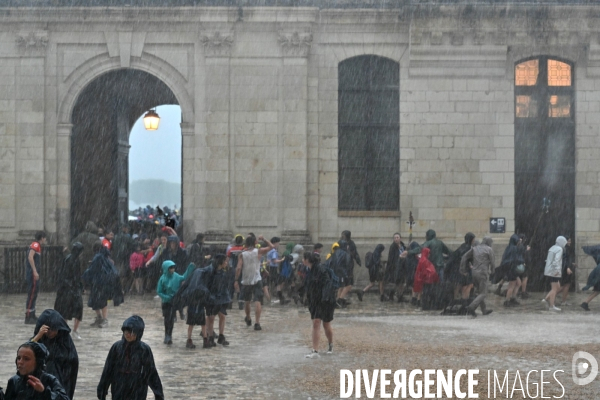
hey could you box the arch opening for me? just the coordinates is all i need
[70,68,179,237]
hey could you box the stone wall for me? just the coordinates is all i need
[0,4,599,281]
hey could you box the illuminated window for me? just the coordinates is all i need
[515,59,539,86]
[548,60,571,86]
[515,95,538,118]
[548,95,571,117]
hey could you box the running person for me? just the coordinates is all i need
[234,235,274,331]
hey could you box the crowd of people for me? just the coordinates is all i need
[12,224,600,398]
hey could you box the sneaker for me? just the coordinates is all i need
[357,291,363,302]
[305,350,320,359]
[164,336,169,344]
[562,301,571,306]
[209,335,217,347]
[483,310,493,316]
[98,318,108,328]
[238,301,244,310]
[244,316,252,327]
[166,335,172,345]
[335,301,341,309]
[581,302,591,311]
[71,331,82,340]
[327,343,333,354]
[186,339,196,349]
[509,298,520,306]
[203,337,211,349]
[254,323,262,331]
[89,317,101,327]
[541,299,549,310]
[520,292,530,299]
[154,295,160,299]
[503,300,511,308]
[551,306,561,311]
[217,334,229,346]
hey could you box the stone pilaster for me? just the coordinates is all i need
[56,124,72,244]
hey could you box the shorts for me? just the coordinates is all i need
[560,272,574,286]
[368,267,383,283]
[506,268,522,282]
[242,281,264,303]
[594,282,600,292]
[206,304,228,317]
[309,303,335,323]
[277,274,293,286]
[341,276,354,287]
[546,276,561,284]
[458,273,473,286]
[186,304,206,326]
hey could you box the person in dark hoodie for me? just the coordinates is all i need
[445,232,476,299]
[405,241,421,305]
[338,231,361,304]
[330,239,352,307]
[385,233,407,302]
[162,235,189,320]
[82,241,124,328]
[206,254,231,348]
[580,244,600,311]
[406,230,450,278]
[31,310,79,399]
[54,242,84,340]
[362,244,386,301]
[97,316,164,400]
[71,220,100,271]
[496,234,525,307]
[4,341,69,400]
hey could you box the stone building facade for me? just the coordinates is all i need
[0,1,599,279]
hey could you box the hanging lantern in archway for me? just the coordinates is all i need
[143,109,160,130]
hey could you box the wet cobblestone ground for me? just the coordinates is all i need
[1,289,600,399]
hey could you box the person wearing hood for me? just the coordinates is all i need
[4,341,69,400]
[329,240,352,307]
[54,242,84,340]
[362,244,386,301]
[30,310,79,399]
[326,242,339,261]
[82,241,124,329]
[290,244,306,304]
[161,235,189,320]
[581,244,600,311]
[384,233,407,303]
[541,236,567,311]
[338,231,361,304]
[413,248,439,305]
[496,234,526,307]
[97,316,164,400]
[206,254,232,348]
[460,237,495,318]
[445,232,476,298]
[157,260,195,345]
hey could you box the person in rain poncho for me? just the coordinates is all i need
[4,341,69,400]
[460,236,495,318]
[329,240,352,307]
[413,248,439,302]
[337,231,361,305]
[30,310,79,399]
[362,244,386,301]
[541,236,567,311]
[54,241,84,340]
[157,260,195,345]
[82,241,124,328]
[97,316,164,400]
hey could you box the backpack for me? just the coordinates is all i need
[321,262,341,303]
[365,251,373,269]
[280,255,293,279]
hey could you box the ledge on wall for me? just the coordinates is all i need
[338,211,400,217]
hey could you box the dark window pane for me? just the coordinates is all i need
[339,55,399,211]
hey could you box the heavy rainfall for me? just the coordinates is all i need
[1,0,600,399]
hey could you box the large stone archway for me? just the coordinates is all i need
[56,56,195,240]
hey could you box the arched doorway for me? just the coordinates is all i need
[70,69,179,237]
[514,56,575,290]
